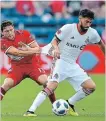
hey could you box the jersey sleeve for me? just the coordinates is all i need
[55,24,71,41]
[1,40,13,53]
[23,30,35,45]
[41,43,53,56]
[89,29,101,44]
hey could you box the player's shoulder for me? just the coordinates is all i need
[62,23,75,28]
[89,27,98,35]
[15,30,30,36]
[1,36,8,43]
[61,23,75,31]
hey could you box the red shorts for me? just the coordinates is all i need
[7,63,45,86]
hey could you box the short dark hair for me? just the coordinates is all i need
[1,20,14,31]
[79,9,94,19]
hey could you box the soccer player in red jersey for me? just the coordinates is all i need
[0,20,56,116]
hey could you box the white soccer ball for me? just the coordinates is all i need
[52,99,69,116]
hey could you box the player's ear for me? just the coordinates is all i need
[1,31,4,37]
[79,16,82,20]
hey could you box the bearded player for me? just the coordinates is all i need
[24,9,105,116]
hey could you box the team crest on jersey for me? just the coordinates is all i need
[70,36,74,39]
[85,37,90,44]
[57,30,61,35]
[53,73,59,79]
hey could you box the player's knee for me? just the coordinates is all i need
[83,87,95,95]
[82,80,96,93]
[87,82,96,91]
[91,83,96,90]
[43,87,54,96]
[37,74,48,85]
[2,78,14,91]
[43,81,58,96]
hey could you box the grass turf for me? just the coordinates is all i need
[1,74,105,121]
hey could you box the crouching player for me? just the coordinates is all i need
[0,20,56,116]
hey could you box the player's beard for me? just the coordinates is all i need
[80,22,89,32]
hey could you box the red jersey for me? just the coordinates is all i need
[1,30,37,65]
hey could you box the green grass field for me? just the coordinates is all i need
[1,74,105,121]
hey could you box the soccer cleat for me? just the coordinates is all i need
[23,111,37,117]
[66,100,79,116]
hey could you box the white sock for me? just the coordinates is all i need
[68,88,86,105]
[29,91,47,112]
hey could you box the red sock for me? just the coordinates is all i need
[0,87,6,100]
[48,92,56,104]
[43,85,56,104]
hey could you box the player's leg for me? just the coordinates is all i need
[70,78,96,104]
[24,59,67,116]
[0,66,24,101]
[67,78,95,116]
[24,81,58,117]
[24,68,57,116]
[29,81,58,111]
[28,65,56,103]
[68,78,95,105]
[37,74,56,103]
[67,64,95,116]
[0,78,14,100]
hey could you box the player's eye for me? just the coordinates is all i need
[86,20,92,24]
[5,30,9,33]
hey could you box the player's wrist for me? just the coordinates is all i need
[54,46,59,50]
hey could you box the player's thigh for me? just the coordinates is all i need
[37,74,48,85]
[47,81,58,91]
[7,67,24,86]
[68,74,91,91]
[81,79,96,89]
[49,59,69,83]
[29,67,46,85]
[2,78,15,91]
[67,64,91,91]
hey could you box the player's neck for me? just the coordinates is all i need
[77,24,87,35]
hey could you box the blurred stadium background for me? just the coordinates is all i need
[0,1,105,121]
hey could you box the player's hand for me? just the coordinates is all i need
[18,41,29,51]
[52,47,60,59]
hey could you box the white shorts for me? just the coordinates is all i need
[49,59,91,91]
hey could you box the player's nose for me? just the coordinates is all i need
[8,31,12,35]
[87,23,91,27]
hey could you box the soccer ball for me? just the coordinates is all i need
[52,99,69,116]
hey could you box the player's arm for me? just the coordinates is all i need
[41,43,54,55]
[97,40,105,54]
[19,30,41,53]
[51,36,61,58]
[51,24,69,58]
[6,46,39,57]
[18,41,41,53]
[91,29,105,55]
